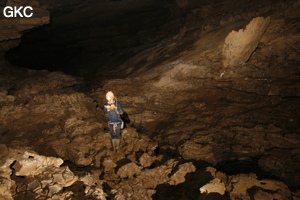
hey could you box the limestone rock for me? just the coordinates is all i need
[169,162,196,185]
[199,168,292,200]
[222,16,270,67]
[0,149,108,199]
[179,140,217,165]
[102,159,117,173]
[200,178,226,195]
[139,153,156,168]
[228,173,291,200]
[136,159,178,189]
[12,151,64,176]
[0,177,15,200]
[122,128,158,152]
[0,144,9,159]
[117,162,142,179]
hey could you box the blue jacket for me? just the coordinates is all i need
[104,101,123,123]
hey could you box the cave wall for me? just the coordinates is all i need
[0,0,299,198]
[95,0,300,187]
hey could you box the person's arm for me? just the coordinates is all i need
[104,104,110,118]
[117,102,123,115]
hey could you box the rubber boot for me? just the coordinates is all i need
[115,139,120,151]
[112,139,117,151]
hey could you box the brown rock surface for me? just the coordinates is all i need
[228,173,291,200]
[222,17,271,68]
[0,0,299,199]
[0,149,107,199]
[117,162,142,179]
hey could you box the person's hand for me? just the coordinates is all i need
[105,105,111,111]
[110,104,116,109]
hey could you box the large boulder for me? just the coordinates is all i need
[222,16,270,67]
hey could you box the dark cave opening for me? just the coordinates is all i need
[4,0,180,78]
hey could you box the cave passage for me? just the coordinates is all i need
[0,0,299,199]
[4,0,179,78]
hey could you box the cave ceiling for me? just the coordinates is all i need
[3,0,258,76]
[4,0,182,75]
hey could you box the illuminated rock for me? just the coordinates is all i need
[222,17,270,67]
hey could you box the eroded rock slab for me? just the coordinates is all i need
[222,16,271,67]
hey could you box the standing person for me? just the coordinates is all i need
[104,91,123,151]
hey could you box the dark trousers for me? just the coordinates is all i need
[109,123,121,139]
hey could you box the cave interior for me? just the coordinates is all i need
[0,0,299,199]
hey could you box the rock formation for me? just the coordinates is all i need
[0,148,107,199]
[199,167,292,200]
[0,0,299,199]
[222,17,271,68]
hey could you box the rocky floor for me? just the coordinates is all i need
[0,0,300,200]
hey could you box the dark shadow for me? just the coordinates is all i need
[152,160,224,200]
[63,181,86,200]
[198,193,230,200]
[102,182,114,200]
[121,111,130,128]
[216,157,280,181]
[115,158,132,173]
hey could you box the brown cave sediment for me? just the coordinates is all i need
[0,0,300,199]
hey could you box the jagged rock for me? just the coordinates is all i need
[80,172,107,199]
[169,162,196,185]
[200,167,293,199]
[223,16,271,67]
[179,140,217,165]
[117,162,142,179]
[102,158,117,173]
[0,177,15,200]
[200,178,226,195]
[0,1,299,199]
[0,149,108,199]
[51,191,74,200]
[122,128,158,152]
[228,173,291,200]
[135,159,178,189]
[12,151,64,176]
[139,153,156,168]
